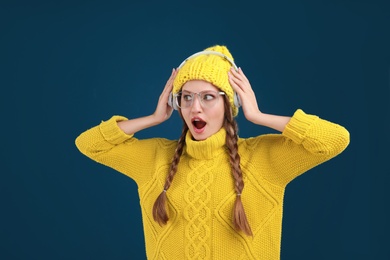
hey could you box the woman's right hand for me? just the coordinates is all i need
[153,68,178,123]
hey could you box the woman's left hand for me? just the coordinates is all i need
[228,67,261,122]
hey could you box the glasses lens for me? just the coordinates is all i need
[176,91,224,109]
[200,91,220,108]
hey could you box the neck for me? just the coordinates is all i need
[185,128,227,160]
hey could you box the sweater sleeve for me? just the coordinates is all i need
[243,109,350,187]
[75,116,176,186]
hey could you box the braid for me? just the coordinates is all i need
[223,96,253,236]
[152,123,188,225]
[153,96,252,235]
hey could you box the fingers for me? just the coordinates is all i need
[237,67,249,82]
[228,67,250,93]
[159,68,177,102]
[230,67,249,83]
[163,68,177,93]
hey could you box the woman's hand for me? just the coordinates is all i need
[228,67,261,123]
[153,68,178,123]
[117,69,178,135]
[228,67,291,131]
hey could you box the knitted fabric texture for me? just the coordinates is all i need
[75,109,350,259]
[173,45,239,116]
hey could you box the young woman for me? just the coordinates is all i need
[75,45,350,259]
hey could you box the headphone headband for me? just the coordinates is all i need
[169,50,241,111]
[177,50,238,71]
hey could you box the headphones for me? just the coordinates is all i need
[168,50,242,111]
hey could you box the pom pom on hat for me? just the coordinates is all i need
[173,45,239,116]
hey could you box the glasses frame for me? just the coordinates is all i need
[173,90,225,109]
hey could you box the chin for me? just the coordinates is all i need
[190,127,220,141]
[190,133,207,141]
[188,129,207,141]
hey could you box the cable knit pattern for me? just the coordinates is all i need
[184,159,213,259]
[75,109,350,260]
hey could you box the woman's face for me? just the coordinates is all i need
[180,80,225,141]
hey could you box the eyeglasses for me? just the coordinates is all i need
[174,90,225,109]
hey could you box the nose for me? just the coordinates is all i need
[190,94,202,112]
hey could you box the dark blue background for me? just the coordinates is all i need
[1,0,389,259]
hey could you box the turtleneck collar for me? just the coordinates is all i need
[184,128,227,160]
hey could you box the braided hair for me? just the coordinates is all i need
[152,95,252,236]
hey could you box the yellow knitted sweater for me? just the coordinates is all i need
[75,109,349,260]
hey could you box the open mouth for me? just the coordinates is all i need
[192,118,206,130]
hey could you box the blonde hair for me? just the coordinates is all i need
[152,95,252,236]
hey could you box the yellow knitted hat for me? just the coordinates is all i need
[173,45,238,116]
